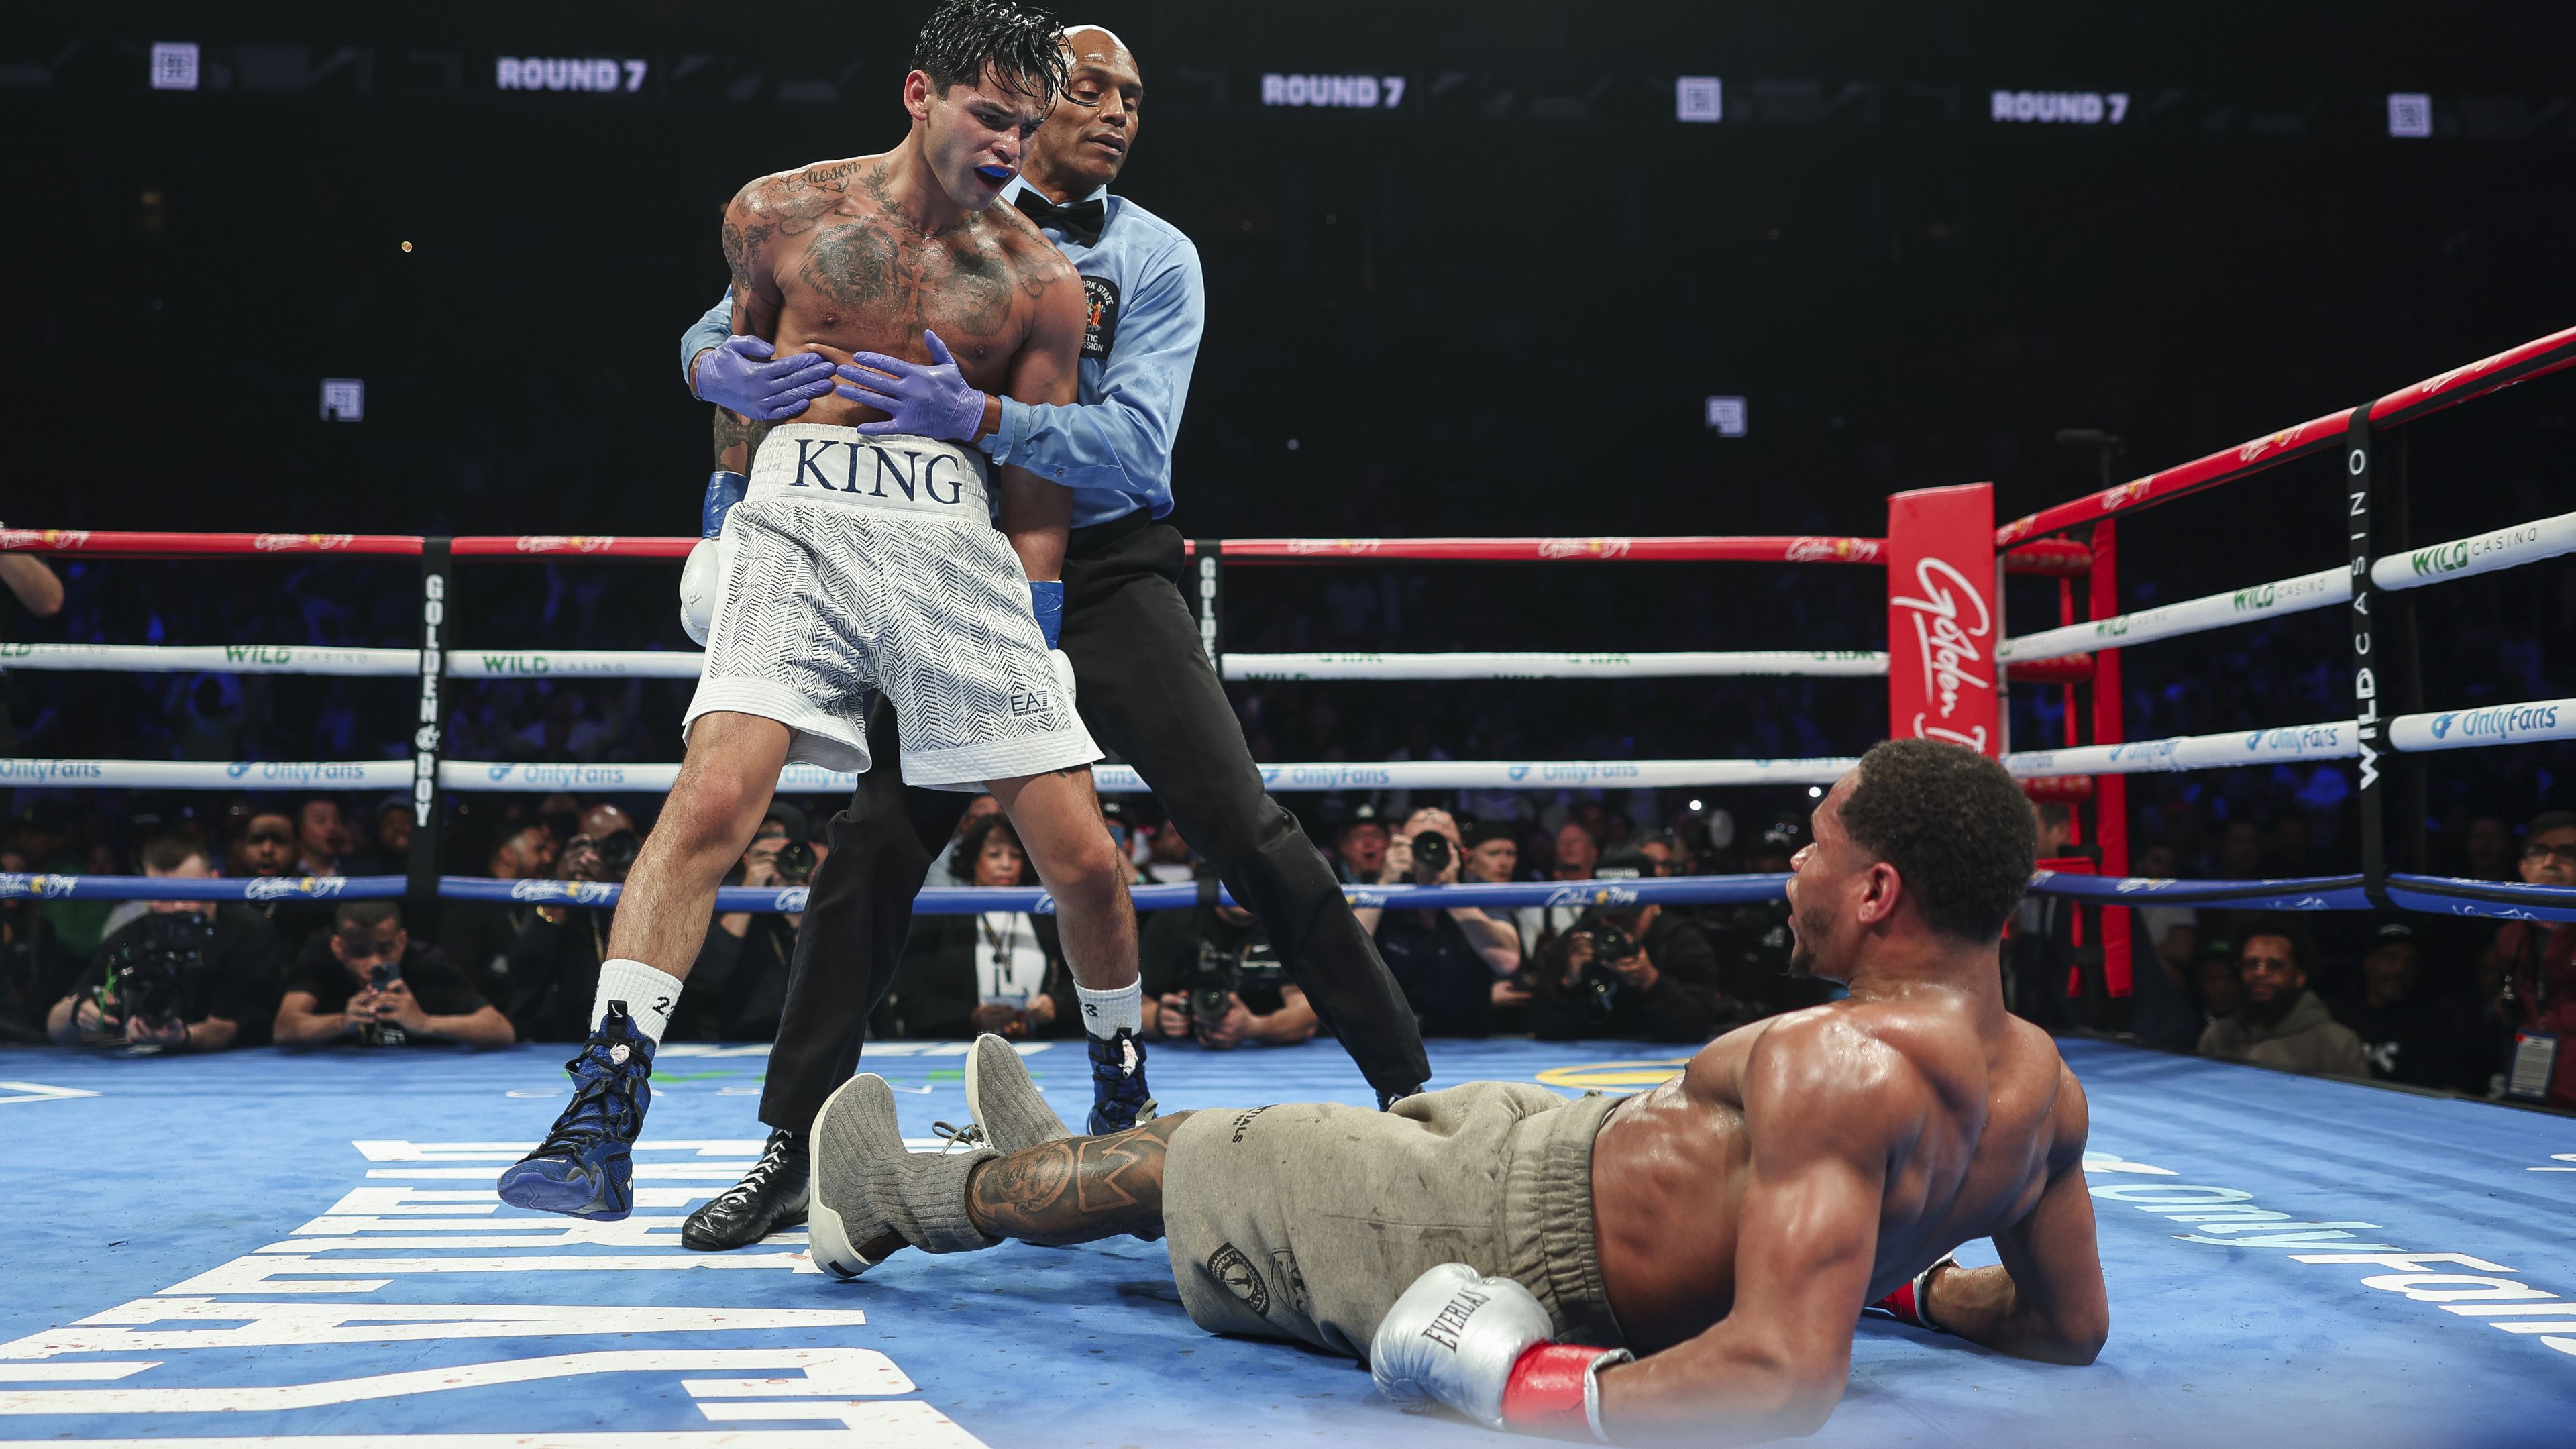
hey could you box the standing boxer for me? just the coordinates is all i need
[678,23,1430,1251]
[498,0,1144,1224]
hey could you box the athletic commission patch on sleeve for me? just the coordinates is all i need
[1081,274,1121,361]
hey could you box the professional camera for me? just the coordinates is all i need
[95,912,214,1038]
[1571,922,1639,1025]
[773,837,817,885]
[594,829,642,883]
[1185,934,1285,1029]
[1409,830,1454,879]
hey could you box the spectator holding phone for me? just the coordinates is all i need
[274,901,511,1048]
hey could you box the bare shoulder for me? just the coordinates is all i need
[1741,1006,1930,1142]
[730,155,883,223]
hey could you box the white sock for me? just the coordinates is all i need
[594,958,685,1046]
[1074,979,1143,1039]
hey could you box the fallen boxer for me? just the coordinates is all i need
[808,738,2109,1443]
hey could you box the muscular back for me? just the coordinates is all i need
[1591,989,2080,1352]
[722,154,1077,431]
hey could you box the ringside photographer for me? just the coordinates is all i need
[502,822,644,1042]
[1529,846,1740,1042]
[680,802,822,1042]
[1142,881,1319,1050]
[46,836,280,1052]
[1355,808,1523,1037]
[274,902,513,1049]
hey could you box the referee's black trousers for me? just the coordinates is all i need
[755,513,1432,1134]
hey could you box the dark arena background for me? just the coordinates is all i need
[3,3,2575,1448]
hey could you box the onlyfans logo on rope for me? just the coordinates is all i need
[0,759,103,782]
[2427,704,2562,743]
[1890,558,1992,751]
[2243,724,2348,757]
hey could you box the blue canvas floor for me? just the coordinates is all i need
[1,1034,2572,1448]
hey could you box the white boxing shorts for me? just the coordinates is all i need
[684,424,1098,790]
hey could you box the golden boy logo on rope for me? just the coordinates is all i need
[1784,536,1880,563]
[253,533,355,553]
[1538,537,1634,559]
[0,529,91,550]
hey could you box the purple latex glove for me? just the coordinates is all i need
[693,335,839,420]
[833,331,989,442]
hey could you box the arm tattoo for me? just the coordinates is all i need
[965,1112,1189,1245]
[710,408,749,472]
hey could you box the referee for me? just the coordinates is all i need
[676,25,1428,1250]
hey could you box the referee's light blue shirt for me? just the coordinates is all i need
[679,181,1205,529]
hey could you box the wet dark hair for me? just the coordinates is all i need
[1835,739,2036,943]
[949,813,1028,885]
[914,0,1069,105]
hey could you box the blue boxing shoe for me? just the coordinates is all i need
[1085,1028,1155,1136]
[497,1004,655,1220]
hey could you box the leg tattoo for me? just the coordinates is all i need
[965,1112,1189,1245]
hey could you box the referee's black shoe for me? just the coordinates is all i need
[682,1127,810,1250]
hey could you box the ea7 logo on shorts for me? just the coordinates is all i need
[1010,690,1053,716]
[1208,1243,1271,1316]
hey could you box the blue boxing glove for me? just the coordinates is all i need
[1028,581,1077,709]
[701,470,748,539]
[1027,580,1065,649]
[681,470,749,646]
[694,335,839,421]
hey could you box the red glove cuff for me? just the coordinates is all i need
[1868,1252,1956,1333]
[1502,1342,1631,1441]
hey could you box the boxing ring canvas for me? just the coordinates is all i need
[0,1036,2567,1449]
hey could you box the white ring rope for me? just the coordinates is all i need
[1224,651,1888,680]
[2004,506,2576,664]
[2000,566,2349,664]
[8,689,2570,793]
[0,643,420,676]
[2370,508,2576,593]
[2387,697,2576,753]
[2005,720,2357,778]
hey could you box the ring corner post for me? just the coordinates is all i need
[2086,519,2131,1005]
[406,537,451,908]
[1884,483,2000,757]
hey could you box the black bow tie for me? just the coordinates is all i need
[1013,189,1106,247]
